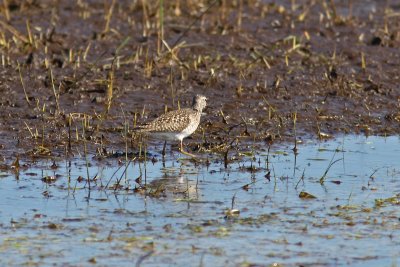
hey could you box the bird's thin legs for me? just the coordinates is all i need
[179,140,196,157]
[162,140,167,158]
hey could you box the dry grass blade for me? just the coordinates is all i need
[3,0,10,21]
[103,0,116,34]
[157,0,164,55]
[0,20,29,43]
[17,61,31,106]
[106,65,114,114]
[49,66,60,112]
[160,40,189,69]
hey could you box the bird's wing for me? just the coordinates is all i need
[138,109,193,133]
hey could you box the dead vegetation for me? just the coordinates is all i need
[0,0,399,162]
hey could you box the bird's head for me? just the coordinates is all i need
[192,94,207,112]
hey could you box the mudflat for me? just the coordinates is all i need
[0,0,398,158]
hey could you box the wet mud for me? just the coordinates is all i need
[0,0,399,160]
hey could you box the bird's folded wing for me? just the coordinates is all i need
[135,109,192,133]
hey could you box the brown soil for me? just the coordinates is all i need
[0,0,399,160]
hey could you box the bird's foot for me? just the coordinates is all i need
[179,148,197,158]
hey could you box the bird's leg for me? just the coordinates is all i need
[179,140,196,157]
[162,140,167,158]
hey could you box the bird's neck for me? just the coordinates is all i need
[192,106,203,113]
[192,104,202,113]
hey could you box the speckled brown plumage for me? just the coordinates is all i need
[136,108,197,133]
[134,95,207,142]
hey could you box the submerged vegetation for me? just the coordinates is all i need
[1,135,400,266]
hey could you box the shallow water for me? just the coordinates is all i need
[1,135,400,266]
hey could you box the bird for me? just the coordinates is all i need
[134,94,208,157]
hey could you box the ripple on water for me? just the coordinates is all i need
[0,135,399,266]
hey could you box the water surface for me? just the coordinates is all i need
[1,135,399,266]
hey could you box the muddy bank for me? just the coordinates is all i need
[0,0,399,160]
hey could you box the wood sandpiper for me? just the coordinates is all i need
[134,95,207,157]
